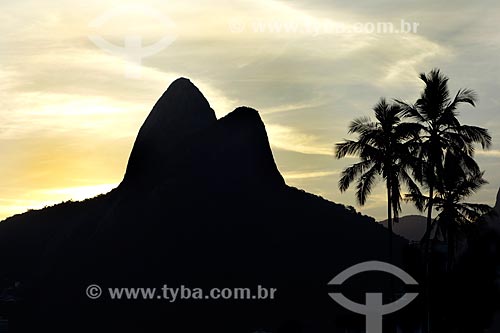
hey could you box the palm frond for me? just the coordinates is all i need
[459,125,492,149]
[394,99,426,122]
[334,140,363,159]
[355,165,379,205]
[338,160,375,192]
[456,203,492,223]
[348,117,377,135]
[399,169,424,211]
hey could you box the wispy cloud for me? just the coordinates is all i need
[261,101,324,115]
[266,124,334,156]
[477,150,500,158]
[282,170,337,180]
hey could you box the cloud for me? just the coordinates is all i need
[260,101,325,115]
[0,0,499,222]
[477,150,500,158]
[282,170,337,180]
[266,124,334,155]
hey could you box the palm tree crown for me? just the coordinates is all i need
[335,98,421,260]
[397,69,491,244]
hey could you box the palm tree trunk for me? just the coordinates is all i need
[423,182,433,333]
[424,183,434,247]
[386,178,397,333]
[387,178,393,264]
[447,225,455,272]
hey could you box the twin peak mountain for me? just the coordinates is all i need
[122,77,285,192]
[0,77,404,332]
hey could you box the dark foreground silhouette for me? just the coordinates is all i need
[0,78,497,332]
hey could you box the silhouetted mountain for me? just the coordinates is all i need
[380,215,427,242]
[124,77,217,186]
[147,105,286,193]
[0,79,415,333]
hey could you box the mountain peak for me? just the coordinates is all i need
[122,79,285,192]
[123,78,217,184]
[170,76,192,85]
[160,77,198,98]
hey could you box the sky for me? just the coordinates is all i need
[0,0,499,221]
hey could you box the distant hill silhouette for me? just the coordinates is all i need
[380,215,427,242]
[0,78,417,333]
[381,187,500,243]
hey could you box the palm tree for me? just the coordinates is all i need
[397,69,491,248]
[335,98,421,261]
[407,151,492,270]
